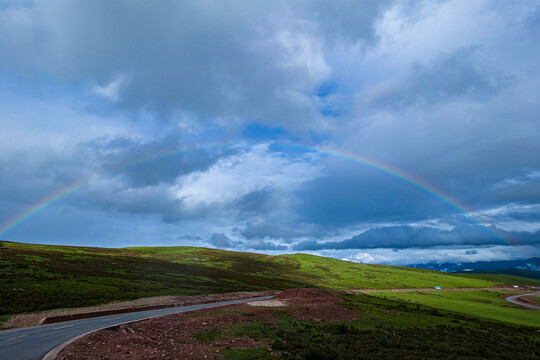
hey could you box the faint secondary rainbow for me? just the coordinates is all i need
[0,142,504,245]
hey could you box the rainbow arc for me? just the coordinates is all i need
[0,143,504,246]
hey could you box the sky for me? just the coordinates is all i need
[1,0,540,267]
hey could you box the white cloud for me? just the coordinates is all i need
[1,0,539,266]
[353,252,376,264]
[172,144,321,211]
[491,170,540,189]
[0,88,139,152]
[373,0,503,65]
[276,28,332,86]
[469,203,540,233]
[341,245,540,266]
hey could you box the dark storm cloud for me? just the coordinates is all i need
[0,147,86,205]
[0,0,393,129]
[80,136,235,187]
[207,233,233,248]
[1,0,540,263]
[296,162,451,228]
[495,210,540,222]
[0,136,217,205]
[361,47,506,110]
[82,183,181,219]
[232,189,277,215]
[246,239,288,251]
[485,182,540,206]
[297,0,395,45]
[177,234,203,241]
[409,47,505,101]
[0,136,243,224]
[240,220,323,240]
[292,225,540,251]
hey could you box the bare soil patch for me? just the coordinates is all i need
[55,289,355,360]
[274,287,340,302]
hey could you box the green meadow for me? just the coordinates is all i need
[189,292,540,359]
[368,289,540,327]
[0,241,536,325]
[456,272,540,287]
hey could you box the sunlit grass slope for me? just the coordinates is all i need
[190,293,540,359]
[368,289,540,327]
[0,241,524,317]
[455,273,540,287]
[272,254,499,289]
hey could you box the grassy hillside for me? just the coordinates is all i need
[369,289,540,327]
[455,272,540,287]
[457,268,540,280]
[0,241,522,318]
[216,293,540,358]
[59,290,540,359]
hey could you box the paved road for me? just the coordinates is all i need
[0,295,273,360]
[506,292,540,310]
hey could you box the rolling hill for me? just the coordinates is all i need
[0,241,536,319]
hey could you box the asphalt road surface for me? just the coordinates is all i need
[0,295,273,360]
[506,291,540,310]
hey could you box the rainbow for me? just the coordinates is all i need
[0,144,223,238]
[277,144,509,246]
[0,142,504,245]
[282,144,476,220]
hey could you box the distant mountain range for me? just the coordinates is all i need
[408,258,540,280]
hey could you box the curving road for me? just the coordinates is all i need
[0,295,273,360]
[506,291,540,310]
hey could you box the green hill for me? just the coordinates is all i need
[0,241,527,318]
[454,272,540,287]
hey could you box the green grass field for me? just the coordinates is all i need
[456,273,540,287]
[0,241,535,321]
[368,289,540,327]
[188,292,540,359]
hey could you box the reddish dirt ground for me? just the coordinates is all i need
[274,287,340,300]
[55,289,355,360]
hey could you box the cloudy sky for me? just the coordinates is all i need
[1,0,540,266]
